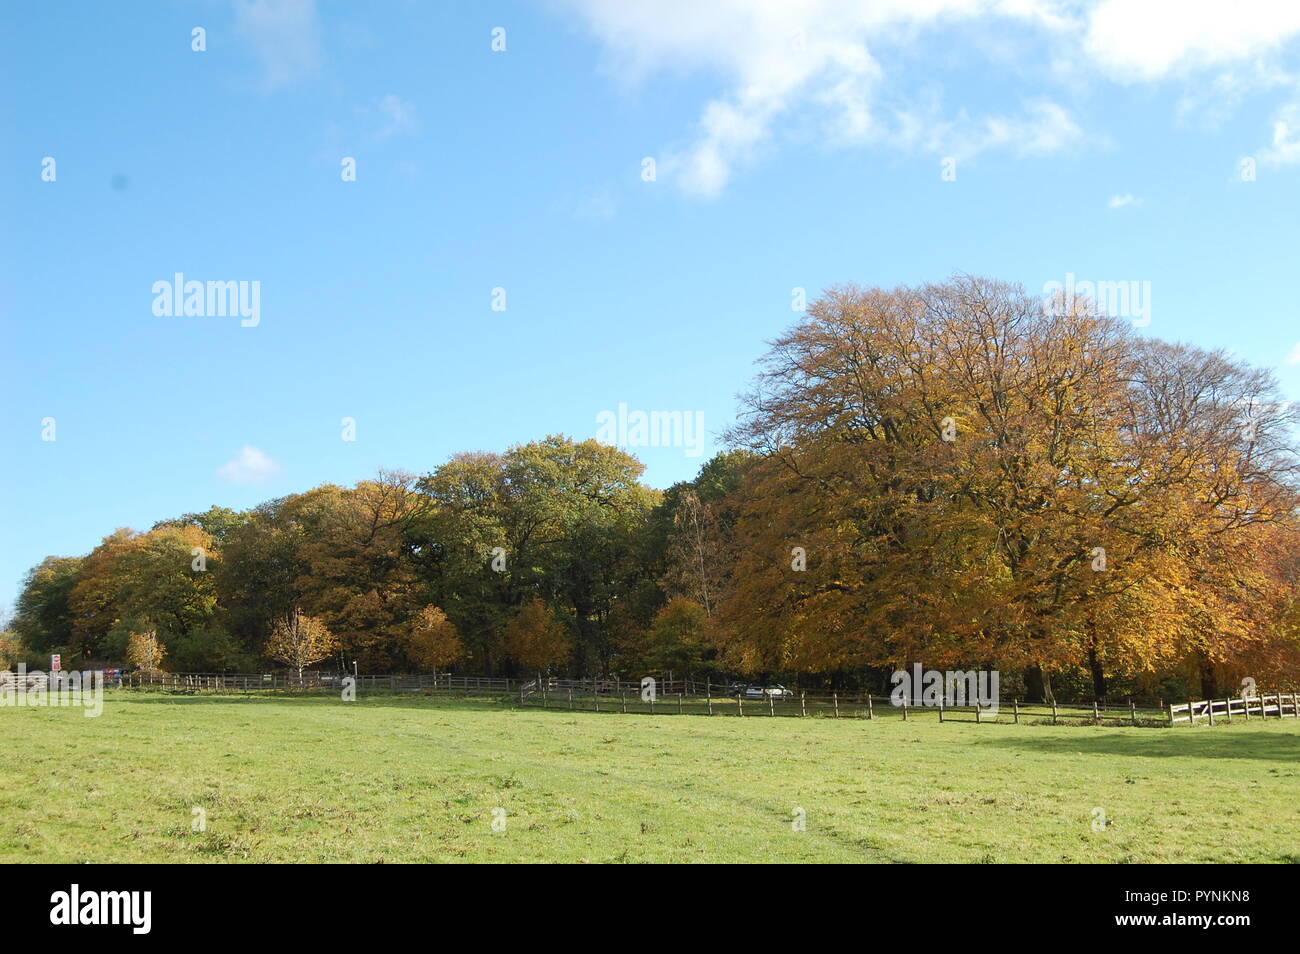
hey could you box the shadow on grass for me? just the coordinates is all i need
[977,724,1300,763]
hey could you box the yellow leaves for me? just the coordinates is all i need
[723,277,1300,683]
[125,629,165,673]
[405,605,465,672]
[502,598,571,672]
[265,609,337,674]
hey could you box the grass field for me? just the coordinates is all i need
[2,691,1298,863]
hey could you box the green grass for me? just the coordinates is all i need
[2,691,1298,863]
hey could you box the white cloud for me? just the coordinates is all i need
[1260,100,1300,165]
[234,0,322,89]
[374,94,417,139]
[561,0,1083,197]
[1084,0,1300,82]
[1287,342,1300,365]
[556,0,1300,196]
[217,446,281,484]
[893,98,1083,163]
[1107,193,1141,208]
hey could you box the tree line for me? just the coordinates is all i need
[6,277,1299,701]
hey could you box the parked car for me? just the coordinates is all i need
[737,684,795,699]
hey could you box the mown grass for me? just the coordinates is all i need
[1,691,1297,863]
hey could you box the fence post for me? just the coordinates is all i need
[902,698,908,721]
[1013,698,1019,724]
[974,701,981,725]
[1051,698,1058,725]
[868,695,875,720]
[938,696,944,723]
[620,689,626,713]
[768,693,775,717]
[738,693,744,717]
[568,689,573,711]
[706,681,713,716]
[1208,697,1215,726]
[678,693,683,715]
[1130,700,1137,726]
[833,692,839,719]
[1093,700,1100,725]
[800,691,806,718]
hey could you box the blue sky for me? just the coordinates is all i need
[3,0,1300,611]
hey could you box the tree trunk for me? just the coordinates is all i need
[1087,647,1107,701]
[1199,655,1217,700]
[1024,664,1045,703]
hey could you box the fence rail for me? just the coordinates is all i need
[22,668,1296,730]
[515,684,1177,725]
[1170,693,1300,725]
[112,671,518,693]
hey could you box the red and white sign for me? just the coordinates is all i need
[50,654,61,671]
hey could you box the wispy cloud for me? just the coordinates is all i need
[1260,100,1300,166]
[374,93,418,139]
[234,0,322,90]
[217,446,281,484]
[556,0,1300,197]
[1108,193,1141,209]
[1287,342,1300,365]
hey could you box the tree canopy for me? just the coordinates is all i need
[10,279,1299,701]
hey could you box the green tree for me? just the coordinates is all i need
[623,597,709,675]
[12,555,84,656]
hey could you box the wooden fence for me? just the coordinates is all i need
[117,671,518,693]
[105,672,1299,729]
[1169,693,1300,726]
[515,681,1171,725]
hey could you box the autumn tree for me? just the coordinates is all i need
[404,605,465,673]
[266,609,338,678]
[720,276,1300,695]
[59,525,223,666]
[125,629,166,673]
[215,488,337,658]
[0,631,27,669]
[502,598,571,674]
[293,471,431,671]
